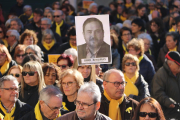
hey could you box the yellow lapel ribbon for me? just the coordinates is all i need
[104,90,124,120]
[148,49,152,56]
[62,102,69,111]
[70,42,77,50]
[28,14,33,20]
[0,100,16,120]
[169,46,177,51]
[2,39,8,48]
[35,101,61,120]
[0,61,10,76]
[138,55,143,63]
[117,14,120,19]
[120,15,127,22]
[42,40,55,51]
[122,44,128,54]
[124,73,139,97]
[125,107,132,113]
[56,21,63,36]
[125,3,133,8]
[157,39,160,43]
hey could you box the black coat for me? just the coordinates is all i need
[99,94,138,120]
[7,42,18,59]
[0,60,17,77]
[0,99,32,120]
[25,22,41,33]
[10,3,24,16]
[19,85,39,108]
[56,42,71,54]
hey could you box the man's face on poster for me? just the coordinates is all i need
[83,21,104,49]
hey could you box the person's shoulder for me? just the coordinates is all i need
[57,111,76,120]
[18,109,34,120]
[78,43,87,50]
[125,96,139,107]
[98,112,112,120]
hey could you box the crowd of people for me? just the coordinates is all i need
[1,0,180,119]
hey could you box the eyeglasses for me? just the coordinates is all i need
[0,53,6,57]
[139,112,158,118]
[10,73,20,78]
[1,87,19,92]
[74,100,97,109]
[0,31,2,33]
[58,65,67,69]
[69,38,76,42]
[44,102,62,112]
[125,62,136,66]
[122,33,131,36]
[22,71,37,76]
[24,52,34,56]
[62,81,75,87]
[16,54,25,57]
[104,81,127,87]
[53,15,61,18]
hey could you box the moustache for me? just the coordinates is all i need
[76,110,86,113]
[116,89,124,93]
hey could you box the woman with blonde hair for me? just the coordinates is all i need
[59,69,84,112]
[19,61,46,107]
[0,44,17,77]
[122,54,150,101]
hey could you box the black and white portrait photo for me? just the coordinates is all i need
[75,15,112,65]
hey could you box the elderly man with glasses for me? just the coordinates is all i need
[99,69,138,120]
[0,75,32,120]
[20,85,68,120]
[57,82,111,120]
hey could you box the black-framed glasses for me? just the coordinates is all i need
[1,87,19,92]
[44,102,62,112]
[62,81,75,87]
[104,81,127,87]
[16,54,25,57]
[24,52,34,56]
[125,62,136,66]
[74,100,97,109]
[22,71,37,76]
[53,15,61,18]
[0,31,2,33]
[58,65,67,69]
[139,112,158,118]
[122,33,131,36]
[10,73,20,78]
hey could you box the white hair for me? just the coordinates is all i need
[25,45,42,59]
[123,20,132,28]
[7,29,20,40]
[44,7,52,12]
[11,18,24,29]
[89,3,98,10]
[78,82,101,103]
[138,33,153,45]
[0,75,18,88]
[23,5,32,12]
[41,17,52,25]
[64,48,77,60]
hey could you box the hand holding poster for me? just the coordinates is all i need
[75,15,112,66]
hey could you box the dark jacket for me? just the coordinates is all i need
[10,3,24,16]
[99,94,138,120]
[57,111,112,120]
[139,54,155,88]
[7,42,18,59]
[25,21,41,33]
[39,43,59,62]
[19,85,39,108]
[51,21,70,43]
[0,60,17,77]
[151,62,180,119]
[77,42,111,65]
[157,44,180,69]
[57,42,71,54]
[108,48,120,69]
[129,74,150,102]
[118,40,126,70]
[0,99,32,120]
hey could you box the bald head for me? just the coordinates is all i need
[152,10,160,19]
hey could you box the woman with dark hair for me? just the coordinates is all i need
[136,4,149,23]
[157,32,180,69]
[0,44,17,77]
[148,18,166,61]
[57,53,74,72]
[52,1,60,10]
[42,63,61,86]
[0,24,8,47]
[8,65,23,84]
[21,54,41,66]
[14,44,26,65]
[132,97,166,120]
[131,18,145,38]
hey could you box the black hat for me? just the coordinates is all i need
[165,51,180,65]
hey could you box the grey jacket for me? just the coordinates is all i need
[57,111,112,120]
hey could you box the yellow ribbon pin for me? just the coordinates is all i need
[125,107,132,113]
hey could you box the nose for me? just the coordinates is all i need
[145,114,150,120]
[54,109,60,115]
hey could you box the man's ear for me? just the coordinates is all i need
[103,81,107,90]
[95,101,101,110]
[39,100,44,106]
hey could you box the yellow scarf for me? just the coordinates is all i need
[70,42,77,50]
[35,101,61,120]
[122,44,128,54]
[148,49,152,56]
[104,90,124,120]
[42,40,55,51]
[169,46,177,51]
[2,39,8,47]
[169,27,176,32]
[0,61,10,76]
[56,21,63,36]
[28,14,33,20]
[150,10,154,14]
[138,55,143,63]
[69,11,74,16]
[125,3,133,8]
[124,73,139,97]
[62,102,69,111]
[0,100,16,120]
[120,15,126,22]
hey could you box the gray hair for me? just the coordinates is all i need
[11,18,24,29]
[39,85,63,104]
[7,29,20,40]
[25,45,42,59]
[148,0,155,4]
[64,48,77,60]
[41,17,52,25]
[89,3,98,10]
[103,69,124,82]
[110,25,120,35]
[0,75,18,88]
[78,82,101,103]
[138,33,153,45]
[23,5,32,12]
[54,10,63,15]
[123,20,132,28]
[42,29,55,42]
[135,0,144,4]
[44,7,52,12]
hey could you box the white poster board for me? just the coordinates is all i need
[75,15,112,65]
